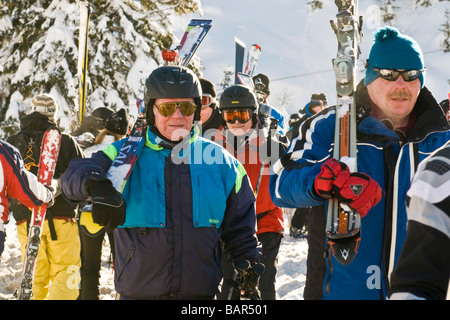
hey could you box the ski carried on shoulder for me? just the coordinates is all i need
[79,100,147,237]
[162,19,213,67]
[244,44,261,77]
[234,37,246,84]
[326,0,363,266]
[17,127,62,300]
[236,43,262,88]
[77,0,91,125]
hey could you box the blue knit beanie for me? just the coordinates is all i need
[364,26,425,88]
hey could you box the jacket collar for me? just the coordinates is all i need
[146,125,199,151]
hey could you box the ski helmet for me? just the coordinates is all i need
[219,85,259,125]
[143,66,202,125]
[219,84,258,111]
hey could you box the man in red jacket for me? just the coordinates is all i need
[214,84,287,300]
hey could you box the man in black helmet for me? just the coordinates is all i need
[61,66,262,300]
[213,84,287,300]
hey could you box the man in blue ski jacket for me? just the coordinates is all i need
[61,66,261,300]
[269,26,450,300]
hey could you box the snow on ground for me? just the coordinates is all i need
[0,210,307,300]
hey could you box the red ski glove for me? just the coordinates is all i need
[314,158,349,199]
[314,158,383,217]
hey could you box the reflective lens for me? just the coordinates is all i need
[222,109,252,124]
[368,64,425,82]
[201,94,216,108]
[155,101,197,117]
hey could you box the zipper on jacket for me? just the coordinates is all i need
[117,245,136,282]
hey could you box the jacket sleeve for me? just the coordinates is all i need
[60,149,113,204]
[269,109,336,208]
[0,142,51,221]
[220,170,261,266]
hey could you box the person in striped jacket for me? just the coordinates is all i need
[390,141,450,300]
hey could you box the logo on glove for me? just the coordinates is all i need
[350,184,363,196]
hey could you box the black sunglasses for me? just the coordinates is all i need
[366,62,425,82]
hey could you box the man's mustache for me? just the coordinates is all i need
[389,91,412,99]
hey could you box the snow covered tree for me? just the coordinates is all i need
[0,0,202,138]
[307,1,323,11]
[378,0,399,24]
[440,9,450,52]
[219,64,234,91]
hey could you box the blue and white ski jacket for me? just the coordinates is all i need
[269,84,450,300]
[61,125,260,299]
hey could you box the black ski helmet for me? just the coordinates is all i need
[219,84,258,111]
[143,65,202,125]
[219,85,259,125]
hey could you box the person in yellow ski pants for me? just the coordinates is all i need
[17,218,81,300]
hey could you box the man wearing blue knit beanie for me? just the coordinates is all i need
[270,25,450,300]
[365,26,425,88]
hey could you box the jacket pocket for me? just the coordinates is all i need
[192,173,227,228]
[117,245,136,283]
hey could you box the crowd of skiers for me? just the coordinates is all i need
[0,25,449,300]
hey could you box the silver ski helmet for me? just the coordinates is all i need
[143,65,202,125]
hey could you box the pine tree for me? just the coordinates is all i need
[440,9,450,53]
[416,0,433,7]
[307,1,323,11]
[0,0,201,137]
[378,0,399,24]
[219,65,234,91]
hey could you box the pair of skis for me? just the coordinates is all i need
[326,0,363,266]
[17,128,62,300]
[162,19,213,67]
[234,38,262,86]
[234,39,287,133]
[79,18,213,237]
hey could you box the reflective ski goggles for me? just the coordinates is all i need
[367,63,425,82]
[201,94,216,108]
[155,101,197,117]
[222,108,253,124]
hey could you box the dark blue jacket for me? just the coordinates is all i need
[62,126,260,299]
[270,84,450,299]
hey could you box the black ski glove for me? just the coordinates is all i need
[234,260,265,300]
[85,176,126,229]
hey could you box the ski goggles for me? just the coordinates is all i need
[201,94,216,108]
[155,101,197,117]
[367,63,425,82]
[222,108,253,124]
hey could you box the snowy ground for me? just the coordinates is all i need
[0,209,307,300]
